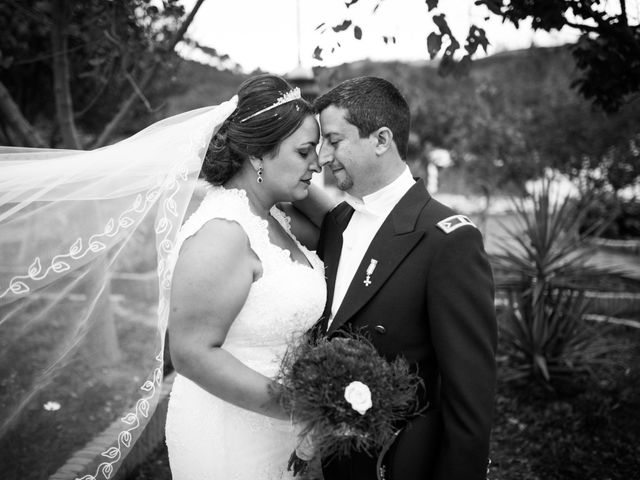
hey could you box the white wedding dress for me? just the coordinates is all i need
[165,186,326,480]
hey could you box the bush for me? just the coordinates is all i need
[579,194,640,239]
[492,179,625,385]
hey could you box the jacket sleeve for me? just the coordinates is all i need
[426,226,497,480]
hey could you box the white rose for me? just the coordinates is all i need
[344,381,372,415]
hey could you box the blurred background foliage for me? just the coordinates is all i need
[1,2,639,211]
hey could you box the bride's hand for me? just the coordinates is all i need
[295,429,316,461]
[279,183,338,250]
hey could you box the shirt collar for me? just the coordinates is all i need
[346,166,415,217]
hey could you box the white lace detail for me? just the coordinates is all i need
[166,186,326,480]
[1,187,155,299]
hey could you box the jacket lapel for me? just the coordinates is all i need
[327,180,431,335]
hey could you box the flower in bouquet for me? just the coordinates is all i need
[275,329,423,468]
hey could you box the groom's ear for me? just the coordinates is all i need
[372,127,393,156]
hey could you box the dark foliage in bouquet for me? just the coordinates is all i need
[274,328,423,464]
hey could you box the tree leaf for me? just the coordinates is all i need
[427,32,442,59]
[425,0,439,11]
[465,25,489,56]
[354,26,362,40]
[332,20,352,33]
[432,14,451,36]
[476,0,503,16]
[313,46,323,61]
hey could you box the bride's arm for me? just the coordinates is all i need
[168,219,288,420]
[278,183,337,250]
[293,183,336,228]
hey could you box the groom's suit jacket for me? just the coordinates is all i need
[317,179,497,480]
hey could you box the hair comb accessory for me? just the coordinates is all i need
[240,87,302,123]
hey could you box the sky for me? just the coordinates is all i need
[176,0,639,74]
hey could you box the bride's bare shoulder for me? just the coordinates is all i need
[175,218,257,278]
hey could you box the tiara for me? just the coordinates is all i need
[239,87,302,123]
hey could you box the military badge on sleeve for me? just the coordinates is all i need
[436,215,477,234]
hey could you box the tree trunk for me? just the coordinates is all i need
[478,182,492,235]
[50,0,81,149]
[82,202,122,366]
[85,263,121,367]
[0,81,47,147]
[92,0,208,148]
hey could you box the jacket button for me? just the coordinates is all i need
[373,325,386,334]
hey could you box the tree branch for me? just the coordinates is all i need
[7,0,52,26]
[573,1,609,29]
[565,21,599,33]
[92,0,207,148]
[620,0,628,27]
[0,80,47,147]
[125,72,153,112]
[75,67,114,118]
[51,0,81,148]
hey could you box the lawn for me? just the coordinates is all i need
[489,323,640,480]
[0,295,160,480]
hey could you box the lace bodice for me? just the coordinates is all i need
[172,185,326,376]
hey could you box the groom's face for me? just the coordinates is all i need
[318,105,377,198]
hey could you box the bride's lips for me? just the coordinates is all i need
[301,178,311,185]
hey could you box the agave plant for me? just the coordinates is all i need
[492,178,624,384]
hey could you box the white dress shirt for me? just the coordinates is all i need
[328,166,415,327]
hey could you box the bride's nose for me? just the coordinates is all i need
[308,151,321,173]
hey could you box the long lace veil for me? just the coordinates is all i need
[0,97,237,479]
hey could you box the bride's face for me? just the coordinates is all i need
[262,115,321,202]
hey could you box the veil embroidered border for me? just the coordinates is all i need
[0,97,237,479]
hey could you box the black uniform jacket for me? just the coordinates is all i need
[317,179,497,480]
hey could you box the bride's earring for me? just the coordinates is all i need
[256,165,263,183]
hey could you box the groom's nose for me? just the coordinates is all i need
[318,141,333,168]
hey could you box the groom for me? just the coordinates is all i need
[314,77,497,480]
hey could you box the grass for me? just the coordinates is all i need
[0,295,159,480]
[489,323,640,480]
[129,321,640,480]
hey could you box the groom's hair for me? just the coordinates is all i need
[314,76,410,159]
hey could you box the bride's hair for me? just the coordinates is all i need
[202,74,313,185]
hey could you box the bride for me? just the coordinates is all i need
[0,74,333,480]
[165,74,334,479]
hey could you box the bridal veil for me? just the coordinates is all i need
[0,97,237,479]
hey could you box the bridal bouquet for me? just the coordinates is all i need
[274,329,423,475]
